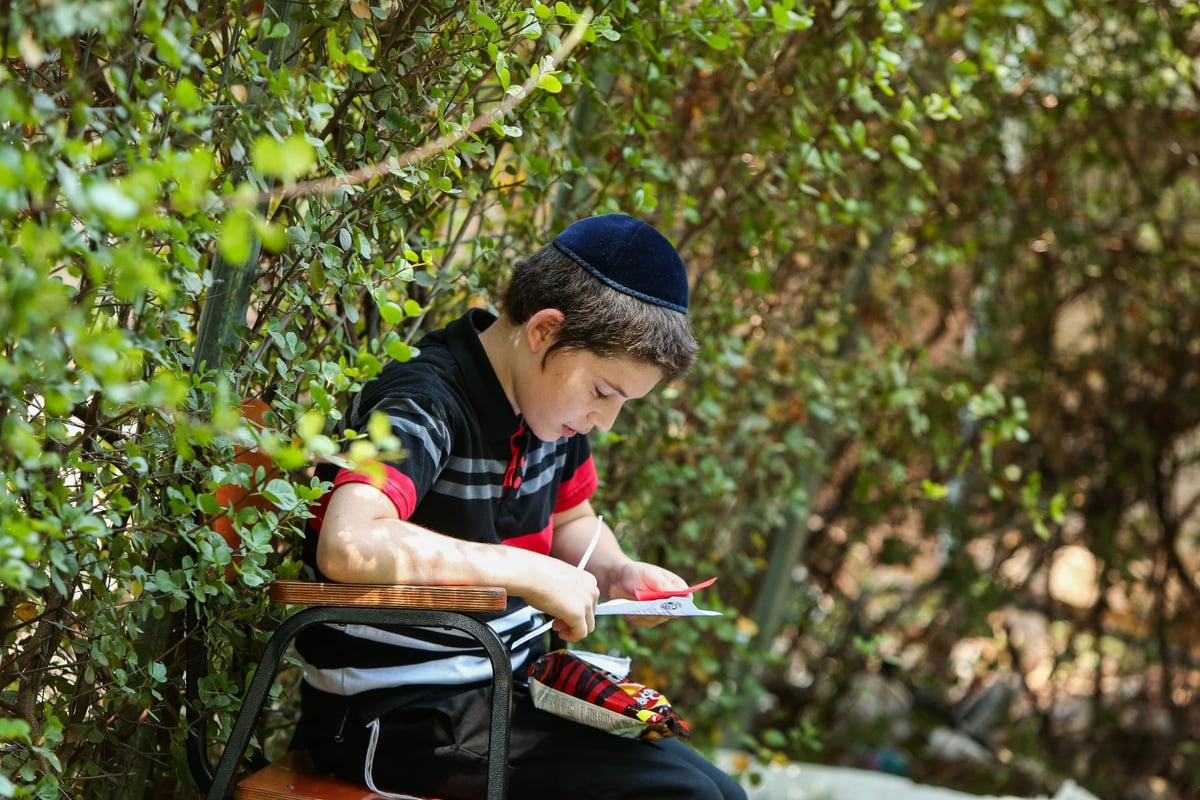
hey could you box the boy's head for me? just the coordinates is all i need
[501,214,699,382]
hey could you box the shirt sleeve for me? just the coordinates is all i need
[327,464,419,520]
[332,395,453,521]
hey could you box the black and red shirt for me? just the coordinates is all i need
[296,310,597,717]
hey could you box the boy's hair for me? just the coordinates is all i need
[501,244,699,382]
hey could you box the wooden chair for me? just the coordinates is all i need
[185,402,513,800]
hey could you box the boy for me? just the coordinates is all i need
[293,214,746,800]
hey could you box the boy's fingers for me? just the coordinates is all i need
[552,618,588,642]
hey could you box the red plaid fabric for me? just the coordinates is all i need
[528,650,690,740]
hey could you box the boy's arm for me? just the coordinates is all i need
[318,481,602,641]
[551,500,690,604]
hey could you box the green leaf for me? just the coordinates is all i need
[254,219,289,253]
[0,718,31,742]
[745,269,771,292]
[345,49,376,73]
[921,480,949,500]
[261,479,298,511]
[378,300,404,324]
[173,77,202,110]
[297,409,325,440]
[86,183,139,220]
[386,340,413,362]
[217,207,256,264]
[250,135,315,181]
[705,33,730,51]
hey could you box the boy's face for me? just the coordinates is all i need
[516,334,662,443]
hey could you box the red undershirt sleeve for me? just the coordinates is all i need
[331,463,419,521]
[555,453,598,512]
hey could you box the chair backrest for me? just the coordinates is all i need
[209,398,279,580]
[187,396,280,791]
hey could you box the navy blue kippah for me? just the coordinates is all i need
[552,214,689,313]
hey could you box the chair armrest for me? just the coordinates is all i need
[268,579,507,613]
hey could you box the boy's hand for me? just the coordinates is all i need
[608,561,690,628]
[519,556,601,642]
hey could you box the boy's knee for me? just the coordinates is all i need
[721,782,750,800]
[667,771,748,800]
[706,775,749,800]
[681,784,746,800]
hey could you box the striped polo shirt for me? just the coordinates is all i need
[296,309,598,719]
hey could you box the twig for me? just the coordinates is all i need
[226,11,594,209]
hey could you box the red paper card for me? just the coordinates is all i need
[634,577,717,601]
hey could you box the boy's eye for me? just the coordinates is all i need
[593,387,611,399]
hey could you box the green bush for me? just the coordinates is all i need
[0,1,620,794]
[5,1,1198,798]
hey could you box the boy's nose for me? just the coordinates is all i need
[589,403,622,432]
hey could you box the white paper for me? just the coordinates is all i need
[571,650,632,679]
[529,680,646,738]
[510,587,723,651]
[596,596,723,617]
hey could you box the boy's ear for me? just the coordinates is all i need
[525,308,565,353]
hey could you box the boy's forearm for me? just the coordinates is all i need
[320,515,495,585]
[319,485,610,618]
[320,500,594,611]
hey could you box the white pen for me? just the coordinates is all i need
[574,514,603,572]
[510,515,603,650]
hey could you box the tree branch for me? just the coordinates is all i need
[229,11,594,209]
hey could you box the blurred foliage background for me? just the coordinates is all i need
[1,1,1198,798]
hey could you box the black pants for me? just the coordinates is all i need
[294,682,747,800]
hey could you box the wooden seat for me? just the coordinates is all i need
[236,750,384,800]
[267,579,506,610]
[236,750,443,800]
